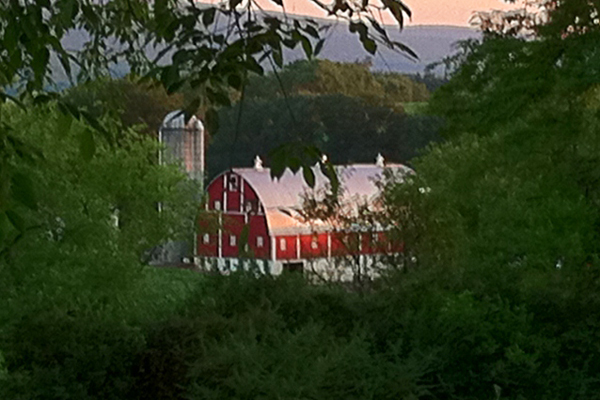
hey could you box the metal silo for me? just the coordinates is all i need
[149,111,205,267]
[159,110,205,185]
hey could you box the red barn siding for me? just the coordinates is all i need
[222,214,244,257]
[329,232,362,256]
[197,233,218,257]
[199,166,405,264]
[330,233,346,257]
[197,213,218,257]
[300,233,328,259]
[225,173,241,212]
[276,235,298,260]
[242,180,261,213]
[361,232,378,255]
[207,175,224,210]
[369,231,390,254]
[248,215,269,258]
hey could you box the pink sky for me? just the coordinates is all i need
[254,0,515,26]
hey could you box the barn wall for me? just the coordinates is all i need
[197,215,218,257]
[248,214,269,258]
[242,180,261,213]
[225,173,241,212]
[222,214,245,257]
[207,175,224,210]
[299,233,328,259]
[329,232,362,257]
[275,235,299,260]
[199,171,272,260]
[199,168,403,265]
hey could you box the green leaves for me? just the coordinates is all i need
[5,210,26,232]
[56,110,74,137]
[202,7,216,26]
[314,39,325,57]
[303,166,315,188]
[206,88,231,107]
[229,0,243,9]
[11,172,37,211]
[381,0,411,29]
[204,108,219,136]
[300,34,313,58]
[392,41,418,59]
[58,0,79,28]
[363,38,377,55]
[350,21,377,55]
[79,128,96,161]
[269,143,322,186]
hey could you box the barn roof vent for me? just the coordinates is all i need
[254,155,264,171]
[375,153,385,167]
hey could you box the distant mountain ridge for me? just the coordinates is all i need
[289,21,479,73]
[54,16,478,82]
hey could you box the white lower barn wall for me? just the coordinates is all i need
[194,255,388,281]
[194,257,274,275]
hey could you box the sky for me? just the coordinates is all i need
[249,0,515,27]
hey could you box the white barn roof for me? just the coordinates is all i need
[232,164,413,236]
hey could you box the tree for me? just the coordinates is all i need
[0,103,201,398]
[208,93,441,177]
[382,0,600,273]
[63,78,185,137]
[0,0,414,247]
[471,0,600,39]
[206,60,438,178]
[245,60,430,109]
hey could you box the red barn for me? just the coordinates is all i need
[197,157,413,277]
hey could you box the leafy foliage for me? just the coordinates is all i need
[245,60,430,109]
[12,2,600,400]
[0,104,198,255]
[0,0,413,244]
[208,93,441,176]
[0,103,200,398]
[63,78,185,136]
[387,19,600,272]
[207,60,438,176]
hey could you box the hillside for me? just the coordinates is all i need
[55,18,477,81]
[291,23,479,73]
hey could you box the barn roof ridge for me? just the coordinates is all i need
[225,163,413,236]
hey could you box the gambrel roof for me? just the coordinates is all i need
[231,164,413,235]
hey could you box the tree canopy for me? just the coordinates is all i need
[245,60,429,109]
[206,60,438,176]
[8,0,600,399]
[0,0,414,245]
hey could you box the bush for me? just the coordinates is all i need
[132,273,432,400]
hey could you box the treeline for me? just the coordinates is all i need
[244,59,430,108]
[207,60,441,177]
[53,61,442,180]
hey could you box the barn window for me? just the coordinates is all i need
[214,200,221,210]
[228,175,239,191]
[256,236,264,248]
[203,234,210,244]
[230,235,237,246]
[280,238,287,251]
[311,237,319,249]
